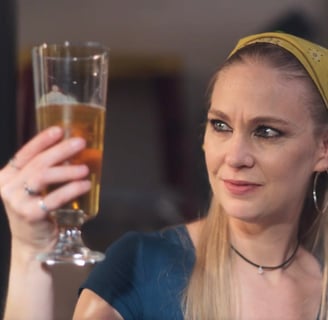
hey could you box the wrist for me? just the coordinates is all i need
[5,243,54,320]
[10,232,57,264]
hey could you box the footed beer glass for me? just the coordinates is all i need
[32,42,109,265]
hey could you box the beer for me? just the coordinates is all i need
[37,103,106,226]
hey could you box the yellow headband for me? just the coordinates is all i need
[228,32,328,109]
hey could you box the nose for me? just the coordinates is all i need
[224,133,255,168]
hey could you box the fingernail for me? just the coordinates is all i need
[80,180,92,191]
[78,164,89,174]
[48,126,62,137]
[70,137,86,149]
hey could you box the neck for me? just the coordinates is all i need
[228,218,299,270]
[231,240,299,274]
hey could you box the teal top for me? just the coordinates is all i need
[80,224,322,319]
[80,225,195,319]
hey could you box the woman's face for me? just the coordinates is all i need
[204,61,327,224]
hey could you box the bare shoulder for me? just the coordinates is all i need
[289,247,322,318]
[296,246,322,280]
[73,288,124,320]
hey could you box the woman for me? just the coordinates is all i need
[2,32,328,319]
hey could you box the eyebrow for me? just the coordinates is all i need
[207,109,292,127]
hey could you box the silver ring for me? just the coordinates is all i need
[24,182,40,196]
[38,198,49,213]
[9,157,20,170]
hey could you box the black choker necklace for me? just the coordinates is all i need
[230,241,299,275]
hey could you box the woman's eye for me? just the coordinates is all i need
[254,126,282,138]
[209,119,231,132]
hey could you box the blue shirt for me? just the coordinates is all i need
[80,225,195,319]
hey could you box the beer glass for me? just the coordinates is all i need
[32,42,109,265]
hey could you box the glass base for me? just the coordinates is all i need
[36,228,105,266]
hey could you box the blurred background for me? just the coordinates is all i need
[1,0,327,318]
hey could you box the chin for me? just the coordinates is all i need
[222,204,264,223]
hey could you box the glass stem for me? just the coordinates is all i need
[54,227,85,255]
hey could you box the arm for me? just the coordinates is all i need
[73,289,124,320]
[0,127,91,320]
[4,245,54,320]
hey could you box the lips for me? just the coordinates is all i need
[222,179,261,195]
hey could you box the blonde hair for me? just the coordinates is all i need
[183,42,328,319]
[310,174,328,320]
[183,201,235,319]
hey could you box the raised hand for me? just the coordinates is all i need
[0,126,91,256]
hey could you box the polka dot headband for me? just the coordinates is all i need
[228,32,328,109]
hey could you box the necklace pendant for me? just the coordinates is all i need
[258,266,264,275]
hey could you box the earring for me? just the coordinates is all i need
[313,170,328,214]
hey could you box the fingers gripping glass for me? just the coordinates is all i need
[32,42,109,265]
